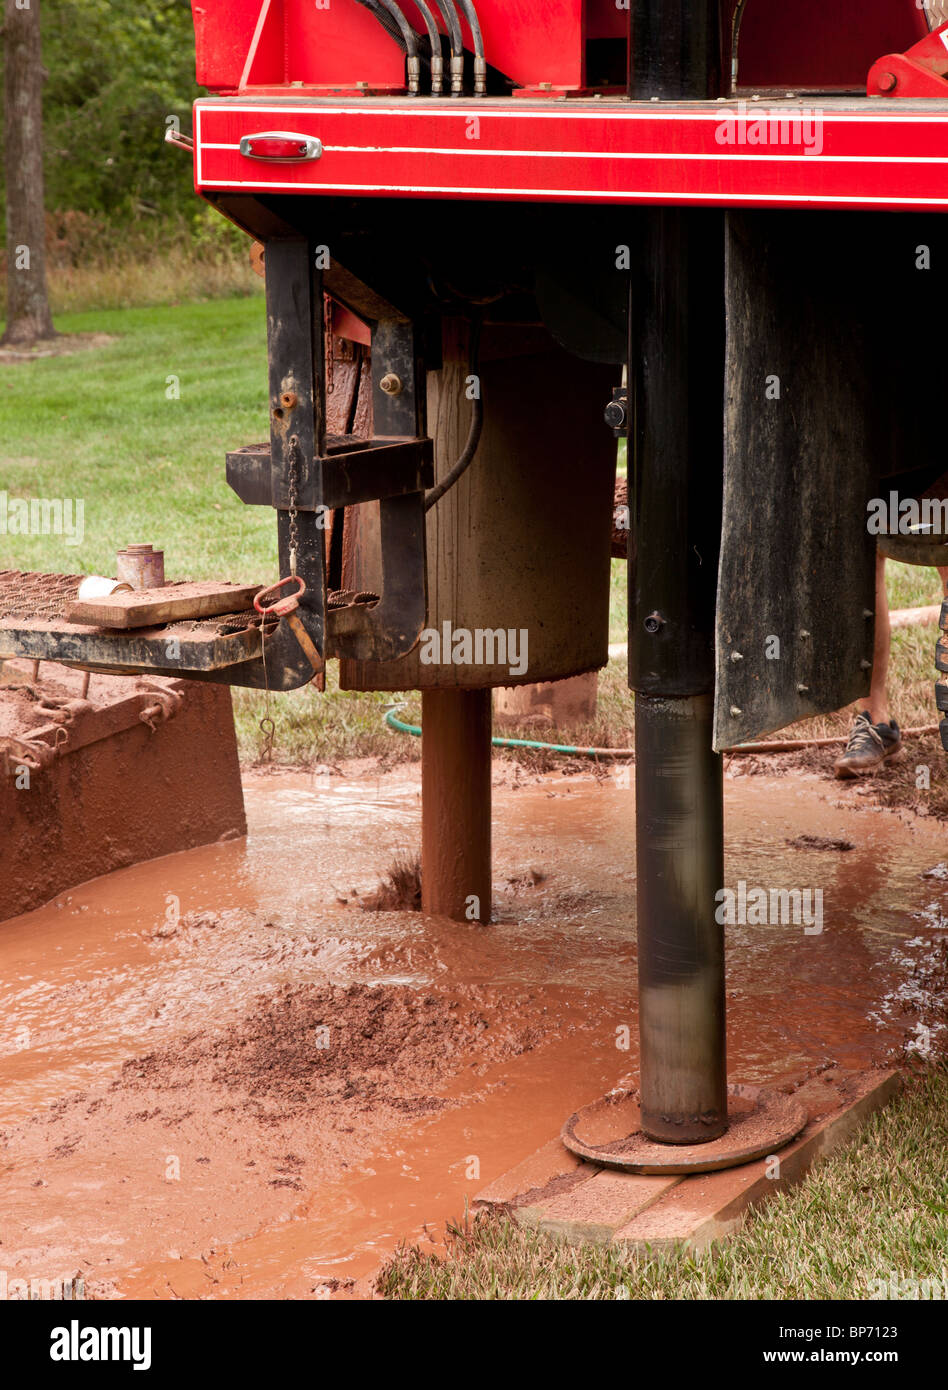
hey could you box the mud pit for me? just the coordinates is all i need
[0,660,245,921]
[1,762,946,1298]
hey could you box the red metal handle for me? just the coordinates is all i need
[254,575,306,617]
[239,132,323,162]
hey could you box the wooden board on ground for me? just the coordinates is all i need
[66,581,262,629]
[475,1069,899,1253]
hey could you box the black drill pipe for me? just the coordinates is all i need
[630,207,727,1145]
[627,0,727,1144]
[630,196,728,1139]
[634,692,726,1142]
[629,0,723,101]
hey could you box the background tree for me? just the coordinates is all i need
[2,0,55,344]
[39,0,198,222]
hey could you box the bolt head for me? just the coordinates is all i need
[379,373,403,396]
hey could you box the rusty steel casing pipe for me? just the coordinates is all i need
[634,692,727,1142]
[421,687,492,923]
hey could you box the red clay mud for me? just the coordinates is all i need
[0,981,559,1298]
[0,660,245,920]
[0,761,945,1296]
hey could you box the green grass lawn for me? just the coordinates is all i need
[378,1069,948,1300]
[0,297,412,763]
[0,297,275,581]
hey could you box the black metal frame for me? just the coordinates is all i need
[0,233,435,689]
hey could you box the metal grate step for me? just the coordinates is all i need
[0,571,383,684]
[0,571,275,676]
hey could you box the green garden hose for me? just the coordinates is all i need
[384,706,941,758]
[384,707,635,759]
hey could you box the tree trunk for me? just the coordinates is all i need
[2,0,55,345]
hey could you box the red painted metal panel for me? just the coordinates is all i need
[192,0,587,93]
[195,98,948,212]
[730,0,927,91]
[193,0,406,91]
[192,0,287,89]
[286,3,404,88]
[193,0,933,96]
[587,0,625,41]
[471,0,584,89]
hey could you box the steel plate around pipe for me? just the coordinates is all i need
[561,1083,808,1175]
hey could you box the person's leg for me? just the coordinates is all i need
[834,553,902,777]
[867,559,948,723]
[866,551,891,725]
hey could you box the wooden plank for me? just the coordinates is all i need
[65,581,262,629]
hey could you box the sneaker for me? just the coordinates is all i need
[834,711,904,779]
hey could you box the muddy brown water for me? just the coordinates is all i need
[0,764,945,1299]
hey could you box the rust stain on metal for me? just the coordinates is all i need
[421,688,492,924]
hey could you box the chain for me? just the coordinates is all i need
[258,432,303,762]
[259,713,275,762]
[934,575,939,750]
[324,294,334,397]
[258,601,275,763]
[287,434,301,577]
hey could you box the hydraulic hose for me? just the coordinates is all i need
[730,0,749,94]
[424,316,483,512]
[454,0,486,95]
[412,0,445,93]
[354,0,421,93]
[378,0,421,91]
[354,0,406,48]
[433,0,465,95]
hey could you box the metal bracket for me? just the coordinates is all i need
[226,436,433,511]
[868,20,948,97]
[325,318,430,662]
[164,127,193,153]
[604,386,628,438]
[226,309,431,666]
